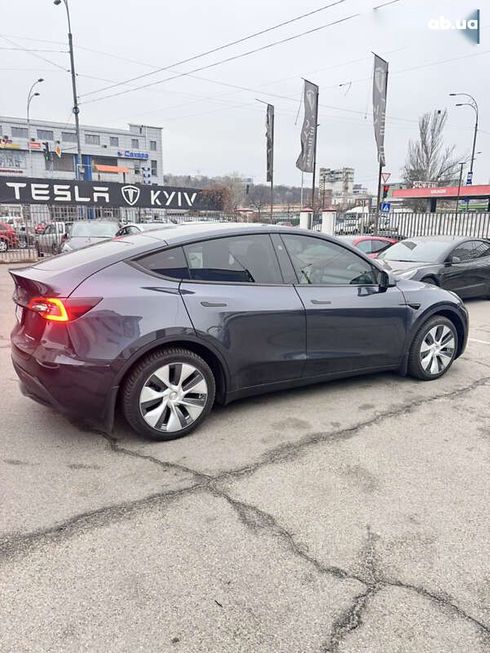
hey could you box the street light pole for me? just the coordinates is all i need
[54,0,82,180]
[26,78,44,177]
[449,92,479,181]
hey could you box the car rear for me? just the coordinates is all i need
[10,235,168,429]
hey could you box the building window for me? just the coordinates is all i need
[110,136,119,147]
[131,138,139,149]
[93,156,118,167]
[37,129,54,140]
[150,160,158,176]
[12,127,29,139]
[149,140,157,151]
[62,131,77,143]
[85,133,100,145]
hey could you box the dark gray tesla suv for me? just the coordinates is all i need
[10,223,468,441]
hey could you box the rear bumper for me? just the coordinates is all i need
[11,345,118,432]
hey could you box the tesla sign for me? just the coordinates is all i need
[0,176,223,210]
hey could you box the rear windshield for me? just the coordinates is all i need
[70,221,119,237]
[33,239,133,270]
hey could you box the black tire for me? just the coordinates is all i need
[420,276,438,286]
[122,347,216,441]
[407,316,458,381]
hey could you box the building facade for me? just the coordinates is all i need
[0,116,163,185]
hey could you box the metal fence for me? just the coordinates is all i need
[2,206,490,265]
[333,211,490,239]
[0,203,233,264]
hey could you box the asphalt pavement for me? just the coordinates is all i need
[1,264,489,652]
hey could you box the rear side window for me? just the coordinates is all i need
[183,234,282,284]
[356,240,372,253]
[136,246,189,280]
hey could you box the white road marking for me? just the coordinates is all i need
[468,338,490,345]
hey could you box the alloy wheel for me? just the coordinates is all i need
[139,362,208,432]
[420,324,456,375]
[0,240,7,252]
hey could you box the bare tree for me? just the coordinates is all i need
[248,185,269,221]
[403,110,460,187]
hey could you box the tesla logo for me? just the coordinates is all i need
[121,185,140,206]
[306,89,316,111]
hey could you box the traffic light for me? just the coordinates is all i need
[382,184,389,199]
[42,141,51,162]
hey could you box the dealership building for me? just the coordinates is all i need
[0,116,163,185]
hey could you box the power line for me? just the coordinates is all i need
[0,34,69,72]
[81,12,362,105]
[81,0,351,98]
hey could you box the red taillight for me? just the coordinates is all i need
[28,297,101,322]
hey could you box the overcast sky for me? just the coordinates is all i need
[0,0,486,191]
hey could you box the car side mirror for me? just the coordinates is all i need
[378,269,396,292]
[446,255,461,265]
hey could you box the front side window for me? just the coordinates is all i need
[136,246,189,280]
[451,240,490,261]
[282,234,378,286]
[184,234,282,284]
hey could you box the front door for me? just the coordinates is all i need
[441,240,490,298]
[280,233,408,377]
[180,233,306,391]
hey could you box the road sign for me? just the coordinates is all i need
[466,171,473,185]
[381,172,391,183]
[380,202,391,212]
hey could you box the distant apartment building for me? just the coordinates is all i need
[319,167,372,209]
[0,116,163,185]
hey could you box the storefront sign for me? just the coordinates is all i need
[0,175,223,210]
[117,150,149,160]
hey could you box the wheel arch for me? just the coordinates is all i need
[113,336,229,411]
[400,304,467,375]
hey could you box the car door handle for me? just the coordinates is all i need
[200,301,228,307]
[310,299,332,305]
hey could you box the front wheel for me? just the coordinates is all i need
[407,316,458,380]
[122,348,216,441]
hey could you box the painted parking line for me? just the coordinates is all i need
[468,337,490,345]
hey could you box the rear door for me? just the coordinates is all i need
[280,233,408,377]
[180,233,306,391]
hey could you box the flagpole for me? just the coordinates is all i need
[311,87,319,218]
[375,162,383,235]
[270,105,274,223]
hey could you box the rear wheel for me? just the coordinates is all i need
[407,316,458,380]
[0,239,8,253]
[122,348,216,441]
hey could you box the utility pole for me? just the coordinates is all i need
[54,0,82,180]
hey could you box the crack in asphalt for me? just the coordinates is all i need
[1,374,490,640]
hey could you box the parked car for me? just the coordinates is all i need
[115,222,176,237]
[339,235,397,258]
[11,224,468,442]
[0,222,20,252]
[61,220,119,252]
[35,221,72,256]
[378,236,490,299]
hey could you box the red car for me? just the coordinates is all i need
[339,235,397,258]
[0,222,20,252]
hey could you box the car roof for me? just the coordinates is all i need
[140,222,289,245]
